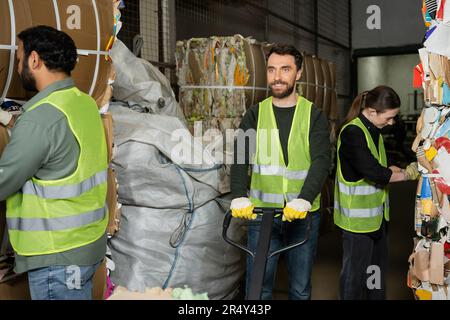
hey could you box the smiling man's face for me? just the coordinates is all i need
[267,53,301,99]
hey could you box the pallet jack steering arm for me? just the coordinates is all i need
[223,207,312,300]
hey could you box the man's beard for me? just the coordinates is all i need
[269,80,296,99]
[19,59,37,92]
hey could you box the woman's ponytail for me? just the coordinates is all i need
[336,91,367,136]
[336,86,400,137]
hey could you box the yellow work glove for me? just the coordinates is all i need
[230,197,256,220]
[283,199,311,222]
[405,162,420,181]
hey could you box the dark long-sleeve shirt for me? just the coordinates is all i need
[230,102,331,205]
[338,114,392,188]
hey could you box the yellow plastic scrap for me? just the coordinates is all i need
[234,65,250,86]
[234,65,241,85]
[415,289,432,300]
[105,36,115,61]
[204,50,208,70]
[215,62,219,82]
[425,146,438,161]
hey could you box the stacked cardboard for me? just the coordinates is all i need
[407,0,450,300]
[102,113,121,237]
[0,0,114,106]
[297,54,339,142]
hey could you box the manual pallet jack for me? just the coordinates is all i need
[223,207,311,300]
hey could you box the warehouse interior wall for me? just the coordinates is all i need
[118,0,176,81]
[116,0,140,54]
[357,54,422,116]
[350,0,425,125]
[139,0,159,62]
[352,0,425,49]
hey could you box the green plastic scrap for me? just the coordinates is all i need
[172,286,209,300]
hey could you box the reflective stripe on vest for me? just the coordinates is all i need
[6,86,108,256]
[252,164,309,180]
[333,117,389,233]
[337,182,380,196]
[334,201,384,218]
[250,190,284,204]
[249,96,321,210]
[249,190,300,204]
[7,206,107,231]
[22,170,107,199]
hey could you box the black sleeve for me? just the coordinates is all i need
[298,107,332,203]
[339,125,392,187]
[230,105,258,198]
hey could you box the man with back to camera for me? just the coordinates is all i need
[230,44,331,299]
[0,25,108,300]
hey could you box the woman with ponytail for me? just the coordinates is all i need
[334,85,416,300]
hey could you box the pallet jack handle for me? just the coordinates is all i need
[223,207,312,300]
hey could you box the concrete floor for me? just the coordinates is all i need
[272,181,417,300]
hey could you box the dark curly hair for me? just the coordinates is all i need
[268,44,303,71]
[18,25,78,75]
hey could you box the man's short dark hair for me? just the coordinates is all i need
[268,44,303,71]
[18,25,78,75]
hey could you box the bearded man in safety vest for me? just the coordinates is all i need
[230,44,331,300]
[0,26,108,300]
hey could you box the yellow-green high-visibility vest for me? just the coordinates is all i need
[249,96,321,210]
[333,117,389,233]
[6,87,109,256]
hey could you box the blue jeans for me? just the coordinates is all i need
[27,261,101,300]
[246,211,321,300]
